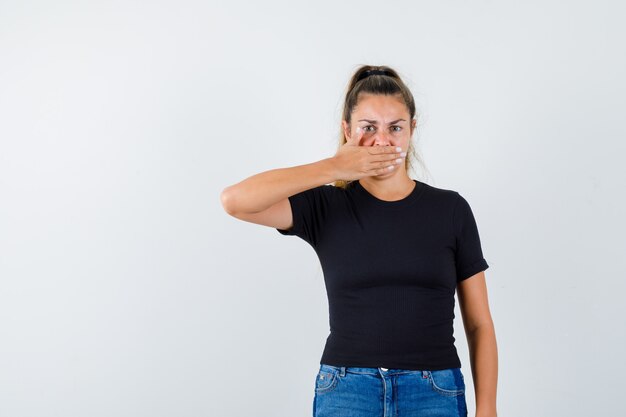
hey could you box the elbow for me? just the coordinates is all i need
[466,319,495,336]
[220,186,239,216]
[221,182,265,216]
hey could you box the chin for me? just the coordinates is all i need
[377,170,395,177]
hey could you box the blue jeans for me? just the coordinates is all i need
[313,363,468,417]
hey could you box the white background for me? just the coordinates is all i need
[1,1,625,416]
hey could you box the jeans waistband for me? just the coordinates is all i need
[320,363,430,378]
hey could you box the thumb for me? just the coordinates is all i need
[347,126,363,146]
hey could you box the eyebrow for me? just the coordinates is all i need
[358,119,406,124]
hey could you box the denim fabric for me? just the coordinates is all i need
[313,364,467,417]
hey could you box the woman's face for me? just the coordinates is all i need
[342,93,416,151]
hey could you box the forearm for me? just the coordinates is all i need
[466,323,498,416]
[221,157,338,214]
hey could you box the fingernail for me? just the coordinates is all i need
[400,152,407,157]
[396,146,402,152]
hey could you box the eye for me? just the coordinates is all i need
[363,125,375,132]
[391,126,402,132]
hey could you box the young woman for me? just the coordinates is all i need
[220,65,498,417]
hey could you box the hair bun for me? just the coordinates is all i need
[356,69,394,82]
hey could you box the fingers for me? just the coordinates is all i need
[371,163,398,176]
[368,145,404,154]
[368,146,407,162]
[367,147,407,175]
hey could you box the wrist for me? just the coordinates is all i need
[318,157,340,183]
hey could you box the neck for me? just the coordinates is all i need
[358,173,415,199]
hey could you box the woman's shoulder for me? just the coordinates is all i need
[417,180,460,201]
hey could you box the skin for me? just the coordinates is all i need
[345,93,499,417]
[342,93,418,200]
[458,271,499,417]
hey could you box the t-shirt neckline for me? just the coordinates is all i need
[353,179,426,209]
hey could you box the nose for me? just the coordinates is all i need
[372,130,392,146]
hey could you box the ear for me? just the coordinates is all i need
[342,120,351,142]
[410,119,417,135]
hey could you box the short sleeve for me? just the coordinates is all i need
[452,192,489,282]
[275,185,336,247]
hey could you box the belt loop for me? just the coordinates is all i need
[422,370,429,379]
[339,366,346,377]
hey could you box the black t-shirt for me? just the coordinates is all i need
[276,179,489,371]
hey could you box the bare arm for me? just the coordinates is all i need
[457,271,498,417]
[220,132,403,230]
[219,158,338,226]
